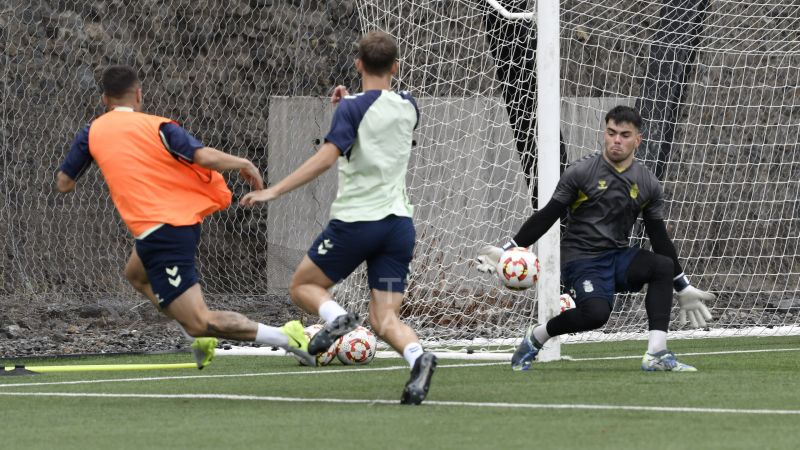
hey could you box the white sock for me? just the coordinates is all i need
[179,325,195,343]
[647,330,667,354]
[255,323,289,347]
[403,342,424,368]
[533,324,551,347]
[319,300,348,324]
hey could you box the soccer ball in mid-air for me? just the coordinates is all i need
[302,324,340,366]
[559,293,576,313]
[496,247,540,290]
[336,326,377,365]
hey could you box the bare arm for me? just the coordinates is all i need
[193,146,264,190]
[240,142,340,206]
[56,171,77,193]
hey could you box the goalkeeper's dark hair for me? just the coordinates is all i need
[101,65,140,98]
[605,105,642,131]
[358,31,398,75]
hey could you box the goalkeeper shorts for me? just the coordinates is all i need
[134,223,201,308]
[308,215,415,292]
[560,247,642,308]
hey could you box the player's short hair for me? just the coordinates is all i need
[605,105,642,131]
[101,65,140,98]
[357,31,398,75]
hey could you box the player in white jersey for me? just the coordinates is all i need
[241,31,436,405]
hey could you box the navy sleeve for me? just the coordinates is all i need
[159,122,204,162]
[399,91,420,129]
[324,101,358,156]
[59,125,93,180]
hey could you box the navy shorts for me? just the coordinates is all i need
[134,224,201,308]
[561,248,643,308]
[308,215,415,292]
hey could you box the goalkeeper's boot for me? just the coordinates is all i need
[401,352,438,405]
[281,320,316,367]
[308,312,360,355]
[191,337,217,370]
[641,349,697,372]
[511,324,543,371]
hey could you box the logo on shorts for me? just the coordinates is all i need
[582,280,594,293]
[166,266,181,287]
[317,239,334,255]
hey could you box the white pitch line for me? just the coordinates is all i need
[2,346,798,389]
[0,391,798,415]
[566,347,800,362]
[0,362,504,389]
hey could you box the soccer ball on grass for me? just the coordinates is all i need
[336,326,377,365]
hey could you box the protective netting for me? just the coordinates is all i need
[1,1,799,355]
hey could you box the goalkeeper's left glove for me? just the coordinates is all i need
[476,245,503,274]
[475,241,518,274]
[674,273,714,328]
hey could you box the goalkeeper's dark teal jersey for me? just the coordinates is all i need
[551,152,665,262]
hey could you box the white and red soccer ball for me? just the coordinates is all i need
[300,324,377,366]
[496,247,540,290]
[559,293,576,312]
[303,324,340,366]
[337,326,377,365]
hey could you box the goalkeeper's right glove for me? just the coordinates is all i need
[476,241,517,273]
[674,273,714,329]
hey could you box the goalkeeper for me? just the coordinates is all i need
[477,105,714,372]
[241,31,436,405]
[55,65,314,369]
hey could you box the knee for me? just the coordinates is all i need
[583,312,610,330]
[124,265,147,291]
[653,255,673,280]
[288,284,298,302]
[368,308,397,337]
[579,300,612,330]
[288,276,304,301]
[175,310,212,337]
[180,318,209,338]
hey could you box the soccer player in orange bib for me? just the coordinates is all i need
[56,65,313,368]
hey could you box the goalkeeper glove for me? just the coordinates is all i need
[476,241,517,273]
[674,273,714,328]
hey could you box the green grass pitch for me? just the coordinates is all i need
[1,335,799,449]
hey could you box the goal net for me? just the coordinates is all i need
[350,0,800,344]
[1,0,798,356]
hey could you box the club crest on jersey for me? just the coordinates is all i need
[582,280,594,293]
[597,180,608,190]
[630,183,639,199]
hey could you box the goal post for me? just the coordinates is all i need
[535,0,562,362]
